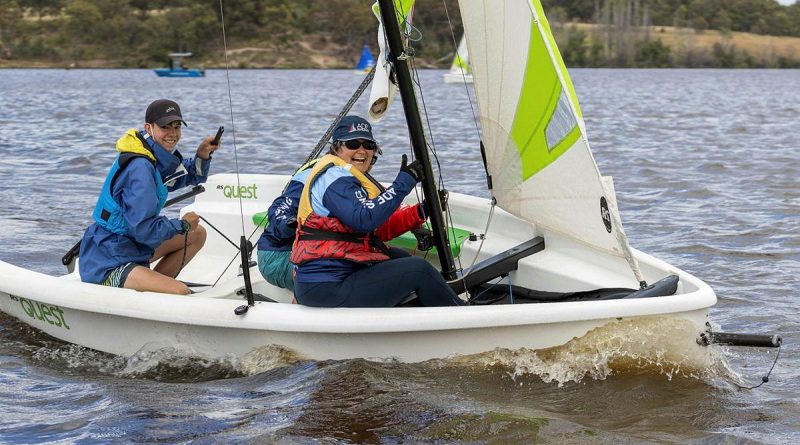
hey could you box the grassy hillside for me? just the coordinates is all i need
[561,22,800,67]
[1,0,798,68]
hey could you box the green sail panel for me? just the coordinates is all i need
[450,35,470,72]
[511,0,581,180]
[457,0,639,261]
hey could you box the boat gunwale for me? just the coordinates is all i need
[0,258,715,335]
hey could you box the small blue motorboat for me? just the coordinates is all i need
[154,52,205,78]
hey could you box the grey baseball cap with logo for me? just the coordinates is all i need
[145,99,187,126]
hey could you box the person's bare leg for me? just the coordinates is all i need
[151,226,207,278]
[123,265,191,295]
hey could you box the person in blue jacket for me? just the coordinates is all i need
[256,124,427,292]
[256,161,315,291]
[290,115,464,307]
[79,99,220,295]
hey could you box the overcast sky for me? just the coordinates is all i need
[777,0,796,4]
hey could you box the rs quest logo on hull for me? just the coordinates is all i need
[217,184,258,199]
[8,294,70,330]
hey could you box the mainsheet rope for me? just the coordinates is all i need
[206,1,378,287]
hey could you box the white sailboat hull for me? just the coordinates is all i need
[0,174,716,363]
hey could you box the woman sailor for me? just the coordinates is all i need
[290,115,464,307]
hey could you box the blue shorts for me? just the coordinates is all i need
[100,262,138,288]
[257,249,294,291]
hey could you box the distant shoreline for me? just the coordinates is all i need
[2,65,798,70]
[3,24,799,70]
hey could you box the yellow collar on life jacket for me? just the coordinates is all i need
[297,154,382,224]
[115,129,157,163]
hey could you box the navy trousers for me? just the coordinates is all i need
[295,249,464,308]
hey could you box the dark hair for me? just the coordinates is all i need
[328,142,341,155]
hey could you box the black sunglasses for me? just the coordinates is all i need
[341,139,378,151]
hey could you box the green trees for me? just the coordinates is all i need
[0,0,797,67]
[549,0,800,67]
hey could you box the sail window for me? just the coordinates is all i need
[545,90,578,151]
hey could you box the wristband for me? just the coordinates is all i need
[181,219,191,234]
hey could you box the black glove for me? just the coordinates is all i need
[286,216,298,229]
[400,154,424,183]
[411,227,434,251]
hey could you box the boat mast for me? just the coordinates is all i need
[376,0,457,280]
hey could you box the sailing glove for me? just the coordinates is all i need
[400,154,424,183]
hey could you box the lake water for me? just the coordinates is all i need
[0,68,798,443]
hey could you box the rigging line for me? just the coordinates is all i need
[407,43,471,274]
[211,248,242,288]
[218,0,246,236]
[409,54,444,186]
[441,0,482,138]
[466,274,509,304]
[404,26,472,274]
[443,195,465,271]
[209,222,264,289]
[731,345,782,390]
[304,66,376,166]
[405,32,456,251]
[461,198,496,279]
[408,52,461,258]
[199,215,239,250]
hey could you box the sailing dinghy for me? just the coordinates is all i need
[1,0,777,367]
[354,43,376,73]
[443,34,473,84]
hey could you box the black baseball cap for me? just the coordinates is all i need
[145,99,187,127]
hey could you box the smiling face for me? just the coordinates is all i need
[144,120,182,152]
[334,139,376,174]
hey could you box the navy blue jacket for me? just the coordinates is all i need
[294,167,417,283]
[257,168,313,252]
[79,130,211,284]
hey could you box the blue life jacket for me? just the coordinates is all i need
[92,143,168,235]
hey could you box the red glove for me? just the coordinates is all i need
[375,203,425,241]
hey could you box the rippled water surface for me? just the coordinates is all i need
[0,68,798,443]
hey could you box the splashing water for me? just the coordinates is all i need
[447,317,726,386]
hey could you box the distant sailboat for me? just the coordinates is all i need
[354,43,375,73]
[154,52,205,78]
[443,35,472,84]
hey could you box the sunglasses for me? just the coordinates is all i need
[341,139,378,151]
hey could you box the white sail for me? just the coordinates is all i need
[457,0,643,281]
[368,0,415,122]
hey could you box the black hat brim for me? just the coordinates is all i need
[154,116,187,127]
